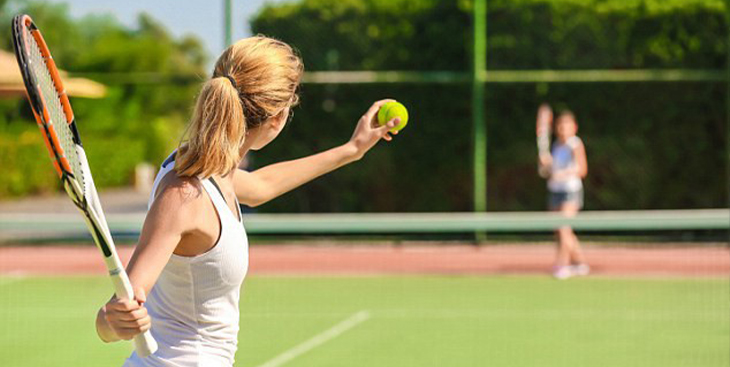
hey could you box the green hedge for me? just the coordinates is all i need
[0,2,202,199]
[0,128,148,196]
[0,130,58,197]
[250,0,727,212]
[1,0,725,212]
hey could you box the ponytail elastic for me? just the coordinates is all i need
[224,75,237,89]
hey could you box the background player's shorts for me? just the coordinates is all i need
[548,189,584,210]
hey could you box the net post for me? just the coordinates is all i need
[472,0,487,242]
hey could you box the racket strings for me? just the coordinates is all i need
[26,28,85,195]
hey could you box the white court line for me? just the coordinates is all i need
[256,310,371,367]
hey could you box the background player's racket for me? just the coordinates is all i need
[536,103,553,178]
[11,14,158,358]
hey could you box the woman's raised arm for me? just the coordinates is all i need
[234,100,400,207]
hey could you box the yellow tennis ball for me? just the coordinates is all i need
[377,101,409,132]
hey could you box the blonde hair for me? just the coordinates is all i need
[175,36,303,178]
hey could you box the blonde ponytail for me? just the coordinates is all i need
[175,36,303,178]
[176,77,246,178]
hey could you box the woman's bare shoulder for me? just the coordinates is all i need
[151,173,208,219]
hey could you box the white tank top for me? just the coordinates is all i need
[548,136,583,193]
[124,153,249,367]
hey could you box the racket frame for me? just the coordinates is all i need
[12,14,157,358]
[536,103,553,178]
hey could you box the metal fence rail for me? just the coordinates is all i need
[71,69,727,85]
[302,69,727,84]
[0,209,726,240]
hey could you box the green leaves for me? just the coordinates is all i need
[0,1,204,197]
[249,0,727,212]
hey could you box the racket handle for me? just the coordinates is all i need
[134,330,159,358]
[110,267,159,358]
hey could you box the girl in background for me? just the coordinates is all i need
[95,36,401,366]
[538,109,589,279]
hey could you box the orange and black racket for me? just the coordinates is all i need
[12,14,157,357]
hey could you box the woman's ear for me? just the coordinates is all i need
[269,115,283,131]
[268,107,289,131]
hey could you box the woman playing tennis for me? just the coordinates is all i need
[538,109,589,279]
[94,37,401,366]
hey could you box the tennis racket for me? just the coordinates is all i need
[536,103,553,178]
[12,14,157,357]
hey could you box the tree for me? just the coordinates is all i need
[0,1,208,196]
[249,0,727,211]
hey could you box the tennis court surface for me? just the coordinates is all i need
[1,241,728,367]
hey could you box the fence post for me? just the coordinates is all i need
[472,0,487,214]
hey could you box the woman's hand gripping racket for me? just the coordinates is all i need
[12,14,157,357]
[536,103,553,178]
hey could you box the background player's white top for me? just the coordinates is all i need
[124,155,249,367]
[548,136,583,193]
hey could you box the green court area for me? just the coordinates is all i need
[0,275,727,367]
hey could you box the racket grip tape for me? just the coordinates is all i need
[110,268,159,358]
[134,330,159,358]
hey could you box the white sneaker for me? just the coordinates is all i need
[571,264,590,276]
[553,266,573,280]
